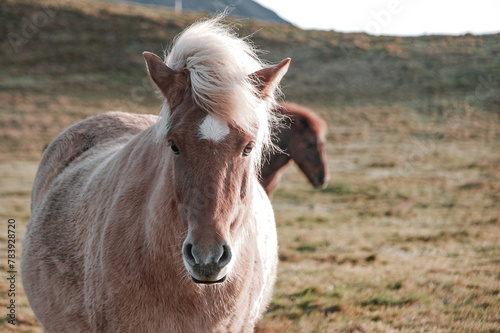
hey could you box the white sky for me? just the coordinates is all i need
[253,0,500,36]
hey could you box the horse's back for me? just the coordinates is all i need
[31,112,157,208]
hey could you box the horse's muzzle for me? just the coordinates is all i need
[182,241,232,284]
[311,173,329,189]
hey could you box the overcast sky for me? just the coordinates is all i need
[253,0,500,36]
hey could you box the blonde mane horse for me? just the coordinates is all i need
[22,18,290,332]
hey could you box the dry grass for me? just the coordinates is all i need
[260,142,499,332]
[255,104,500,332]
[1,101,499,332]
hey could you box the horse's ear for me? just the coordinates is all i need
[143,51,187,108]
[251,58,291,99]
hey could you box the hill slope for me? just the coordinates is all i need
[1,0,499,108]
[104,0,290,24]
[0,0,499,158]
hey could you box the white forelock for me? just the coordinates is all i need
[154,16,282,168]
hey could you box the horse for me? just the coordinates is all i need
[21,18,290,332]
[261,102,329,197]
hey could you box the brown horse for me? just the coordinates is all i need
[261,102,329,197]
[21,18,290,332]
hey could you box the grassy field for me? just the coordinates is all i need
[259,105,500,332]
[1,0,499,331]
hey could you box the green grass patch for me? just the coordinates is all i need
[321,183,354,195]
[360,293,416,307]
[296,240,330,253]
[458,182,485,190]
[387,281,403,290]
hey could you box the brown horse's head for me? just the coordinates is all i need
[143,21,289,284]
[281,103,329,189]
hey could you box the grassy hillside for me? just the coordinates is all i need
[1,0,499,332]
[2,0,500,106]
[1,0,499,160]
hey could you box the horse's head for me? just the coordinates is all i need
[285,104,329,189]
[143,46,289,284]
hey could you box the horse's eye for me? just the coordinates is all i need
[242,142,254,156]
[170,141,180,155]
[306,141,316,149]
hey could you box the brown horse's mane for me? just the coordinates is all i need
[278,102,328,137]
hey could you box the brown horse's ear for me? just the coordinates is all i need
[143,51,187,108]
[251,58,291,99]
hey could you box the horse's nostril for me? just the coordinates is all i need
[218,245,232,268]
[182,243,196,265]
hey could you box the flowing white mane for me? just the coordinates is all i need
[156,17,281,159]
